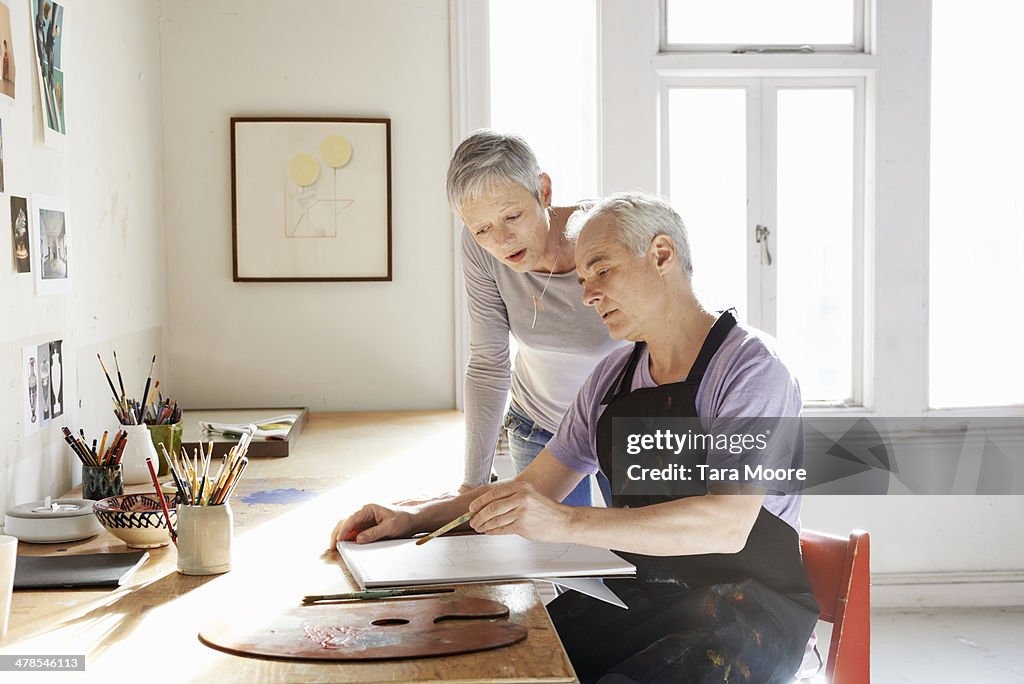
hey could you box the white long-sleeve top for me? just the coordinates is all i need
[461,228,626,487]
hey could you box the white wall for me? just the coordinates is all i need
[159,0,455,412]
[0,0,167,521]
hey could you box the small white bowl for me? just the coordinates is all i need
[93,493,177,549]
[4,499,102,543]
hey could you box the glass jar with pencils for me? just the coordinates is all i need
[147,421,182,476]
[119,424,160,485]
[82,464,123,501]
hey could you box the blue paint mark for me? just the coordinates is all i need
[239,488,317,505]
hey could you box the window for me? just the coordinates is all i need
[662,0,865,53]
[929,1,1024,408]
[488,0,598,204]
[663,79,865,405]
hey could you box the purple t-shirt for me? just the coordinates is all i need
[547,322,804,532]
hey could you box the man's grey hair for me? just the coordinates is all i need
[565,192,693,276]
[446,130,542,212]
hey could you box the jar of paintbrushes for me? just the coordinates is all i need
[97,351,162,485]
[144,397,182,477]
[159,430,252,575]
[63,426,125,500]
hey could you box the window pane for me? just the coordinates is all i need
[667,88,747,317]
[489,0,597,204]
[776,88,854,403]
[666,0,854,46]
[930,2,1024,408]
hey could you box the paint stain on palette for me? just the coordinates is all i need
[239,488,318,505]
[304,624,402,651]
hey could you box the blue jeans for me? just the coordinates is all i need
[503,402,610,507]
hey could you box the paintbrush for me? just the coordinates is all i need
[415,511,474,546]
[96,353,120,402]
[302,588,455,604]
[112,350,126,403]
[137,354,156,423]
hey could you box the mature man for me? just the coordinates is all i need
[332,193,817,683]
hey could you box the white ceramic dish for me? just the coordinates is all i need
[3,498,103,543]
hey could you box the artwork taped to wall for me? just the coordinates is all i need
[22,337,63,435]
[0,0,16,102]
[10,195,29,272]
[231,117,392,281]
[31,0,65,147]
[30,193,70,295]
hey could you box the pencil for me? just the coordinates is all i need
[415,511,474,546]
[97,431,109,463]
[145,457,177,544]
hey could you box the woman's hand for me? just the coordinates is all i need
[467,481,574,543]
[330,504,416,549]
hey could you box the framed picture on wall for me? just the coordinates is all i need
[230,117,392,282]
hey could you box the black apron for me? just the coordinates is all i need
[548,311,819,684]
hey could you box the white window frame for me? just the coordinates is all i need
[657,76,869,407]
[450,0,491,410]
[659,0,870,54]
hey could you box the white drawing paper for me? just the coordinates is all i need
[338,535,635,590]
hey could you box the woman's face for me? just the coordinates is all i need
[459,177,553,273]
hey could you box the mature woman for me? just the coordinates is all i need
[448,130,624,505]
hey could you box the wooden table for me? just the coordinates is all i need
[1,412,577,683]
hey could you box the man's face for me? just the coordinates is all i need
[575,214,663,341]
[459,181,551,273]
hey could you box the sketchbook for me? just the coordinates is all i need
[337,535,635,589]
[13,551,150,589]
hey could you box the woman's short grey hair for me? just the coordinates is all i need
[446,130,542,212]
[565,192,693,276]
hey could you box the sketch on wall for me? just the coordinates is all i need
[231,117,392,282]
[31,0,65,145]
[285,134,355,238]
[22,337,64,435]
[0,0,16,101]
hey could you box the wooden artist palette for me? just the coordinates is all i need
[199,597,528,661]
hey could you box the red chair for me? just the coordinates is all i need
[799,529,871,683]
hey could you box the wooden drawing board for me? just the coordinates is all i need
[181,407,309,457]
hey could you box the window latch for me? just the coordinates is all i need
[755,224,773,266]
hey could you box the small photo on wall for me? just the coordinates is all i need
[32,0,65,145]
[10,195,29,272]
[0,0,16,101]
[31,193,70,295]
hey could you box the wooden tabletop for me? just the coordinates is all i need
[1,412,577,683]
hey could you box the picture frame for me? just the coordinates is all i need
[230,117,392,282]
